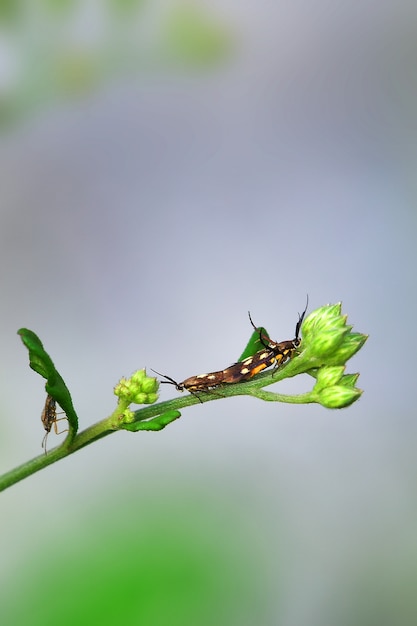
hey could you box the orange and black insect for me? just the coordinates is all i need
[41,394,68,454]
[151,367,231,402]
[153,339,280,397]
[210,298,308,385]
[242,295,309,379]
[153,297,308,399]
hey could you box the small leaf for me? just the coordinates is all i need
[121,410,181,432]
[18,328,78,434]
[17,329,53,379]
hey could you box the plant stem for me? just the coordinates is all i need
[0,357,313,492]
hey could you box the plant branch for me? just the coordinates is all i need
[0,358,310,492]
[2,303,366,492]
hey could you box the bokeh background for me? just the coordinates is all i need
[1,2,416,624]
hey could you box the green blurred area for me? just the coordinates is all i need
[0,486,268,626]
[0,0,232,126]
[3,476,417,626]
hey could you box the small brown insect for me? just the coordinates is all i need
[151,368,228,402]
[153,298,308,400]
[41,394,68,454]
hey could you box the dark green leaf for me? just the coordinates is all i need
[18,328,78,433]
[121,410,181,432]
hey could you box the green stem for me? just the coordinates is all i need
[0,417,115,492]
[250,389,316,403]
[0,355,316,493]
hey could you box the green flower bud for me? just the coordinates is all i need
[114,369,159,405]
[315,366,345,390]
[302,303,343,338]
[339,373,360,388]
[122,409,135,423]
[306,325,349,359]
[133,392,148,405]
[143,392,159,405]
[316,384,362,408]
[324,333,368,365]
[300,304,367,369]
[131,369,147,383]
[141,376,159,394]
[127,391,158,405]
[114,377,130,400]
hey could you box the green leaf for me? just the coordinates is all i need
[18,328,78,435]
[121,410,181,432]
[238,327,270,362]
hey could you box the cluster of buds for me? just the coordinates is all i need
[310,366,362,408]
[114,369,159,406]
[300,303,367,408]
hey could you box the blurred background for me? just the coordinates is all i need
[0,1,416,624]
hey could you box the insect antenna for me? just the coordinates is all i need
[151,369,183,391]
[295,294,309,339]
[247,311,271,350]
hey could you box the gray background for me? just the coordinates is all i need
[1,2,416,624]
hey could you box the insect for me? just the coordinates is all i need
[153,335,281,397]
[41,394,68,454]
[210,298,308,386]
[151,367,230,401]
[245,295,309,377]
[153,298,308,399]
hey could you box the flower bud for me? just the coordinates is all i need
[300,304,367,368]
[339,373,360,388]
[131,369,147,383]
[114,377,130,400]
[316,384,362,408]
[122,409,135,423]
[305,325,349,359]
[324,333,368,365]
[141,376,159,394]
[315,366,345,389]
[114,369,159,405]
[302,303,343,338]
